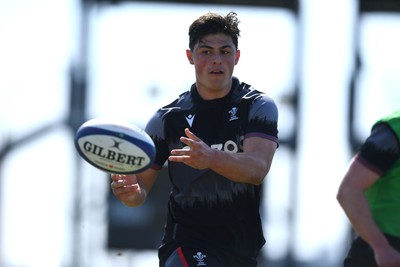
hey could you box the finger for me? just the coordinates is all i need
[111,175,117,181]
[111,173,124,181]
[184,128,201,141]
[170,149,190,156]
[179,137,193,147]
[169,155,190,162]
[111,179,125,189]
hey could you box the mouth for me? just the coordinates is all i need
[209,69,224,74]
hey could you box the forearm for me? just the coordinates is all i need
[209,149,269,185]
[337,190,390,251]
[336,159,392,253]
[168,130,277,185]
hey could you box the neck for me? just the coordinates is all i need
[195,81,233,100]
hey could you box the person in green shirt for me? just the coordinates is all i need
[337,109,400,267]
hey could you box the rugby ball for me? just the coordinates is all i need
[74,118,156,174]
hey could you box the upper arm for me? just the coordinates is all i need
[338,157,381,196]
[339,122,399,194]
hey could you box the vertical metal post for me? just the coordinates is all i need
[68,0,91,266]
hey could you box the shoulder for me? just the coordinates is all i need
[238,80,276,103]
[162,91,192,111]
[375,110,400,139]
[145,88,195,136]
[152,89,193,119]
[368,122,400,153]
[356,121,400,174]
[236,82,278,120]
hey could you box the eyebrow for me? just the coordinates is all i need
[198,44,234,50]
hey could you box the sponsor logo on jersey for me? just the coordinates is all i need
[183,136,243,153]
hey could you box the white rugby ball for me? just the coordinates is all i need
[74,118,156,174]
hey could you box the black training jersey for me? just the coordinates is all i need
[145,77,278,257]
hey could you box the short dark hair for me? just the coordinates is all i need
[188,11,240,51]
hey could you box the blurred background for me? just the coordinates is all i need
[0,0,399,266]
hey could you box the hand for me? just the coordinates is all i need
[168,128,215,169]
[110,174,144,206]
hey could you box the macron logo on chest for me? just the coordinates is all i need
[185,114,195,127]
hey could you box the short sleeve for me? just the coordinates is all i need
[245,94,279,146]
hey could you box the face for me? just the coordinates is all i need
[186,33,240,100]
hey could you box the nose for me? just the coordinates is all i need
[212,54,222,65]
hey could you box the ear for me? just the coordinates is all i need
[235,50,240,65]
[186,49,194,64]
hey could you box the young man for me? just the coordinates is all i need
[111,12,279,267]
[337,109,400,267]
